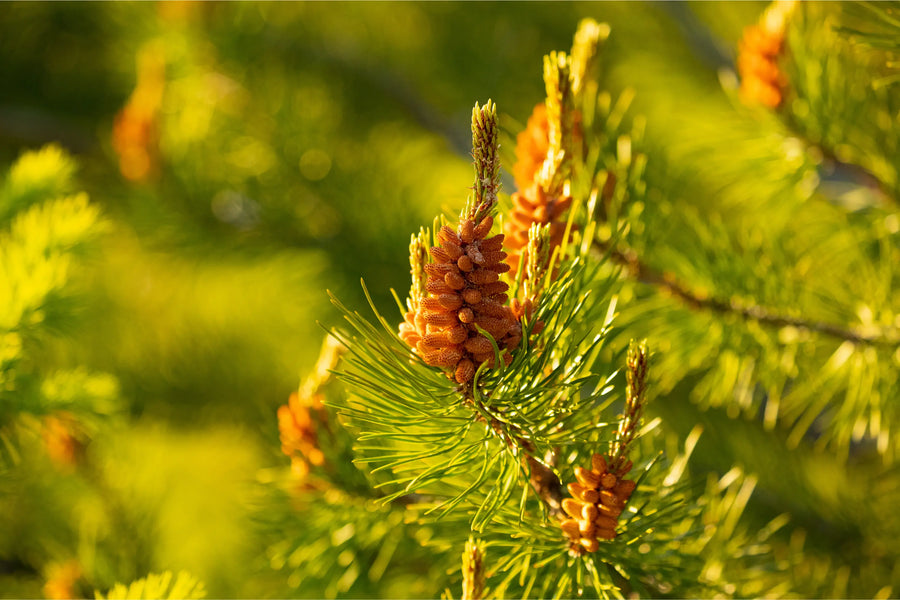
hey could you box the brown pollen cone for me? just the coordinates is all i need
[513,103,551,192]
[399,307,427,348]
[505,103,579,276]
[560,453,636,553]
[511,103,584,191]
[417,215,521,384]
[504,182,574,274]
[737,24,786,109]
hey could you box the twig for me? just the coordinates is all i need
[782,112,899,207]
[468,400,565,519]
[601,241,900,347]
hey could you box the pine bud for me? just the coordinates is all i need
[461,538,485,600]
[398,228,431,349]
[609,340,649,476]
[468,101,501,223]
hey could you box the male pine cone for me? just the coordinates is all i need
[737,0,796,108]
[561,453,636,553]
[415,215,521,384]
[504,99,578,275]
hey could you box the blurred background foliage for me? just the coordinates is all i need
[1,1,898,598]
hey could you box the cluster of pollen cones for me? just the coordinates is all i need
[512,104,552,192]
[278,391,326,477]
[504,103,576,275]
[737,23,786,109]
[399,214,521,384]
[561,453,636,553]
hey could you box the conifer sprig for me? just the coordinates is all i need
[319,16,794,595]
[604,242,900,347]
[0,147,121,472]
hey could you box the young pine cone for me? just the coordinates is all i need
[560,453,636,553]
[737,23,786,109]
[416,214,522,384]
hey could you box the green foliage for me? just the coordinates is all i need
[0,144,77,223]
[95,571,206,600]
[788,3,900,195]
[596,2,900,467]
[838,2,900,56]
[1,195,103,333]
[262,482,445,599]
[333,258,615,521]
[0,147,119,473]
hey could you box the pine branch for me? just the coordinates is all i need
[779,2,900,205]
[466,397,565,519]
[836,1,900,54]
[782,113,899,207]
[598,240,900,347]
[95,571,206,600]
